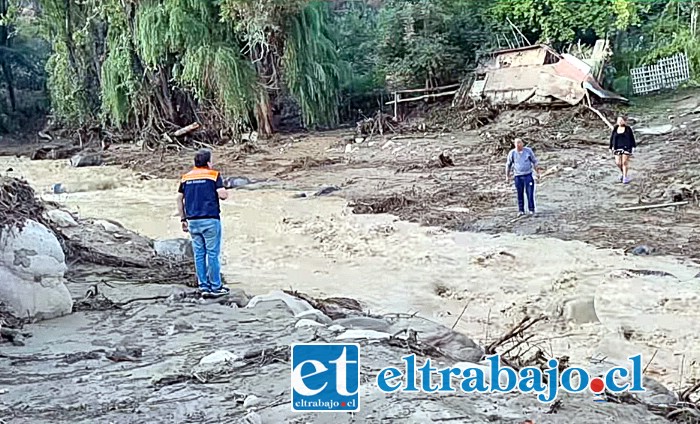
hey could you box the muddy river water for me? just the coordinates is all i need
[2,155,700,392]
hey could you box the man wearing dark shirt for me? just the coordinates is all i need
[177,149,230,297]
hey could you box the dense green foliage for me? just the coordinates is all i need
[0,0,699,135]
[0,1,50,131]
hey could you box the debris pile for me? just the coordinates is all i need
[0,301,23,330]
[479,105,612,157]
[424,101,501,132]
[350,186,506,229]
[0,176,57,240]
[639,175,700,206]
[396,152,455,173]
[355,111,397,138]
[275,156,342,176]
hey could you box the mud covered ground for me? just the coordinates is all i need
[3,90,700,423]
[0,282,678,424]
[20,89,696,261]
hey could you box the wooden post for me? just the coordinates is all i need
[393,91,399,121]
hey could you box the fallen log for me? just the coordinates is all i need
[619,201,689,212]
[37,131,52,141]
[173,122,201,137]
[70,153,103,168]
[31,143,81,161]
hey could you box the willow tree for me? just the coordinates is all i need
[283,2,344,127]
[132,0,258,135]
[36,0,345,139]
[38,0,102,125]
[219,0,345,134]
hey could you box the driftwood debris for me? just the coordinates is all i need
[386,90,460,106]
[173,122,201,137]
[619,201,689,212]
[31,143,81,161]
[70,153,103,168]
[37,131,53,141]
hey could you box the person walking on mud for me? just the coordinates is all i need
[609,116,637,184]
[177,149,230,298]
[505,138,541,216]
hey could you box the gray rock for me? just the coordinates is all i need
[199,350,241,366]
[336,329,391,340]
[636,125,674,136]
[388,316,484,363]
[295,319,326,328]
[632,245,654,256]
[95,219,124,233]
[46,209,78,228]
[70,153,103,168]
[0,220,73,320]
[172,318,194,332]
[334,316,391,332]
[295,308,332,325]
[154,238,193,261]
[222,176,253,189]
[243,395,262,409]
[314,186,341,196]
[246,291,313,316]
[563,296,599,324]
[227,288,251,308]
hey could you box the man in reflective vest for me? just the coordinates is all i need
[177,149,230,297]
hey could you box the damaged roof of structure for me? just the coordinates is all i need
[470,43,628,106]
[481,43,559,57]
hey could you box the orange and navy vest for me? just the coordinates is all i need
[178,167,224,220]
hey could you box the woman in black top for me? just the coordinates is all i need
[609,116,636,184]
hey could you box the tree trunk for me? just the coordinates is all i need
[250,45,275,138]
[255,88,274,138]
[1,61,15,111]
[157,66,176,123]
[63,0,78,71]
[0,0,15,111]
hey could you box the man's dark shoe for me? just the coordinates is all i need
[209,286,230,297]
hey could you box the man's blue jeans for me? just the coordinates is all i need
[514,174,536,213]
[187,218,222,291]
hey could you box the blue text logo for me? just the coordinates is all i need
[290,343,361,412]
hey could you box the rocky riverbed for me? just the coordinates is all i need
[0,281,681,424]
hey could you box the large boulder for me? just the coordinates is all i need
[0,220,73,320]
[154,238,193,261]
